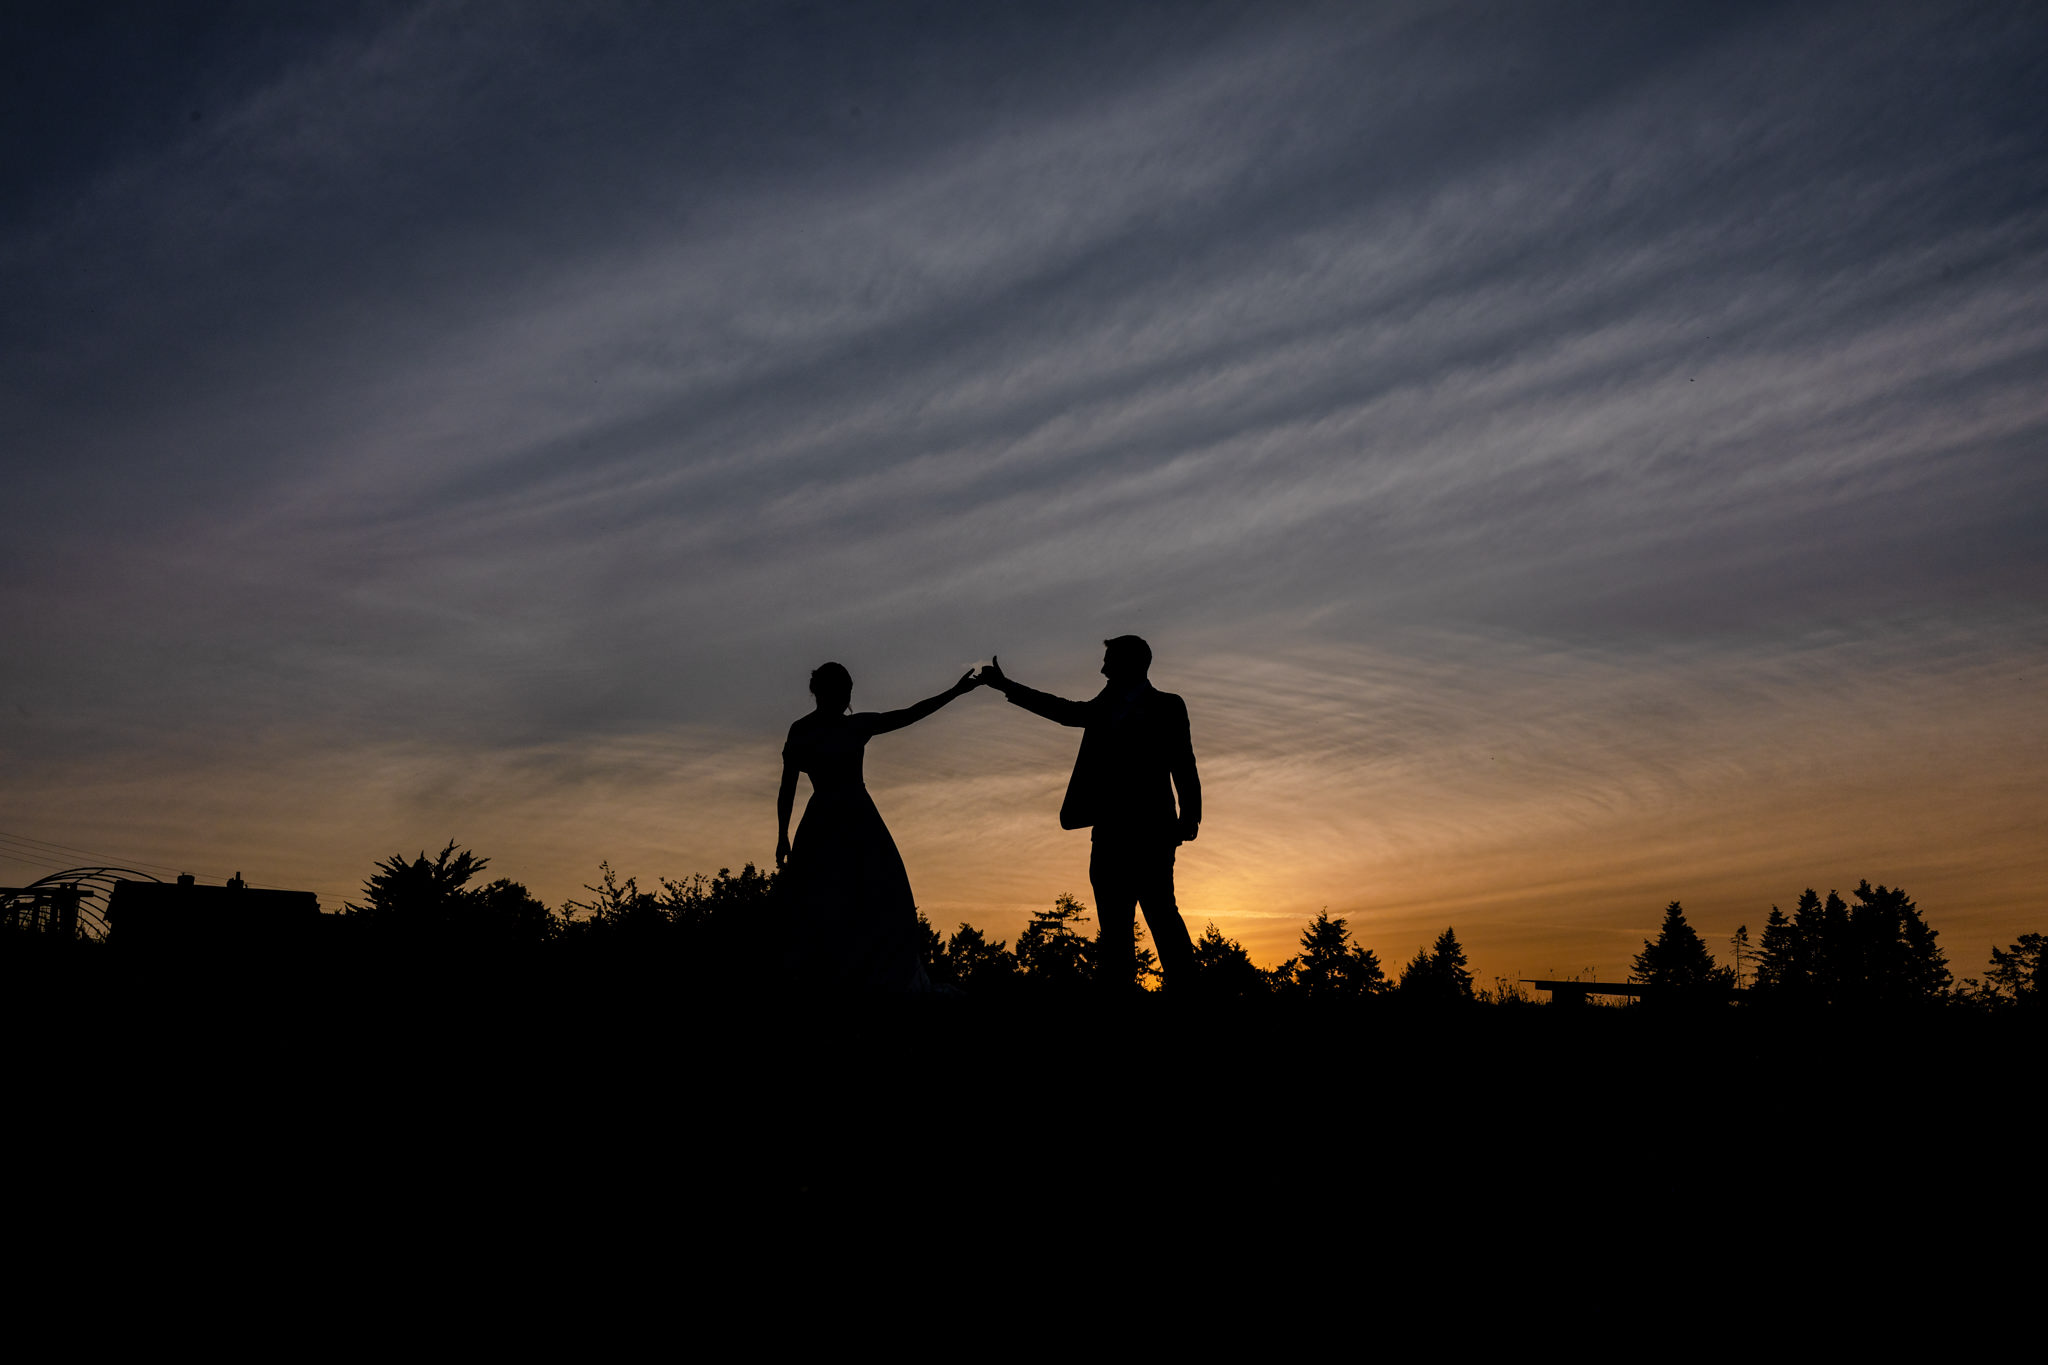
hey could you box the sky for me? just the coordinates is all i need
[4,0,2045,984]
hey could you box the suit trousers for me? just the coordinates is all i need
[1089,828,1194,994]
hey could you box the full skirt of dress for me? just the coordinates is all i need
[782,785,931,992]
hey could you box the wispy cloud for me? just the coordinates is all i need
[3,2,2044,976]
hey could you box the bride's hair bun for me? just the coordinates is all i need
[810,662,853,710]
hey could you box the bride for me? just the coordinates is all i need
[776,661,981,991]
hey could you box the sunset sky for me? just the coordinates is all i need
[5,1,2044,984]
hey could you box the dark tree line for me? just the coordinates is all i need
[1749,882,1950,1008]
[920,902,1481,1005]
[1632,901,1736,1002]
[329,843,2039,1012]
[1629,883,2046,1013]
[920,892,1156,997]
[1963,931,2044,1011]
[340,841,775,987]
[347,843,552,949]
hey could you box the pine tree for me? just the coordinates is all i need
[1982,933,2045,1008]
[942,922,1018,993]
[1015,893,1093,990]
[1631,901,1733,1002]
[916,911,946,979]
[1396,927,1474,1003]
[1817,889,1851,1002]
[1753,904,1802,997]
[1291,911,1388,1000]
[1190,922,1269,999]
[1429,926,1473,1001]
[1845,880,1949,1006]
[1350,941,1388,997]
[1396,945,1434,994]
[1785,888,1827,1001]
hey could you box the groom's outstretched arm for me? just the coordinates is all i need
[980,656,1091,727]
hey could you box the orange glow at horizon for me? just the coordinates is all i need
[8,626,2042,990]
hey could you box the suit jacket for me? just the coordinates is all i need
[1003,680,1200,836]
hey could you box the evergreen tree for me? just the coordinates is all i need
[1753,881,1955,1008]
[1349,941,1386,997]
[1015,893,1093,991]
[1263,954,1301,994]
[917,911,948,982]
[1631,901,1733,1002]
[1130,923,1161,992]
[1190,922,1268,999]
[1395,946,1430,991]
[941,923,1018,994]
[1753,904,1802,998]
[1844,880,1949,1006]
[1980,932,2045,1008]
[1816,889,1851,1001]
[467,877,554,948]
[1786,889,1827,997]
[1396,927,1475,1003]
[1429,926,1473,1000]
[1289,911,1388,1000]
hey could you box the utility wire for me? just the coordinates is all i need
[0,827,351,900]
[0,847,71,874]
[0,828,198,878]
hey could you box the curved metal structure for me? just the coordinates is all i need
[1,867,161,942]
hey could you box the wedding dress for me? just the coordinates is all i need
[780,712,933,992]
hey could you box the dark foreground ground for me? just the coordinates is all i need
[9,952,2037,1323]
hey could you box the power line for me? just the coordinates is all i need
[0,828,199,878]
[0,828,351,898]
[0,828,137,858]
[0,842,102,878]
[0,847,70,873]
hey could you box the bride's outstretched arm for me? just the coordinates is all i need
[776,759,798,868]
[867,670,981,735]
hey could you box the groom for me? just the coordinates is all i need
[979,636,1200,995]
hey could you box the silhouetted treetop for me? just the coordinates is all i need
[348,841,488,922]
[1847,880,1949,1005]
[1280,911,1387,1000]
[1016,893,1094,992]
[303,842,2017,1020]
[1397,927,1475,1003]
[1632,901,1733,1001]
[937,921,1018,994]
[343,841,556,949]
[1189,922,1268,999]
[1749,881,1948,1007]
[1976,932,2044,1009]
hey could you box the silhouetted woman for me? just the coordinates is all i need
[777,662,980,991]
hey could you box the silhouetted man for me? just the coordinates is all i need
[980,637,1200,995]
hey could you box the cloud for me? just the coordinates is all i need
[3,2,2045,976]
